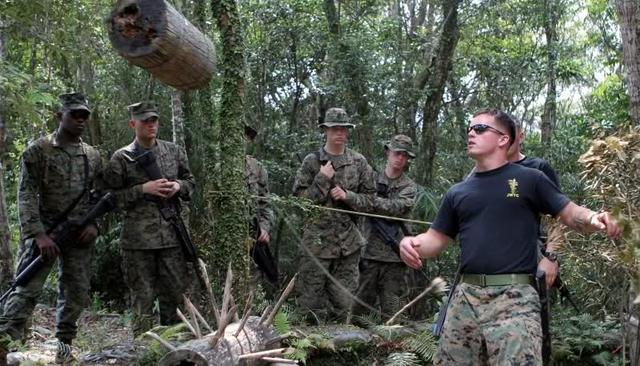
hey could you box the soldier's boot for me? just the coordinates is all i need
[54,339,75,365]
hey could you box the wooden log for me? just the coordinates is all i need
[106,0,216,90]
[158,316,280,366]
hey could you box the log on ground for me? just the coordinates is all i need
[106,0,215,90]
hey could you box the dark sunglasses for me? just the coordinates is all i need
[467,123,505,136]
[69,110,90,120]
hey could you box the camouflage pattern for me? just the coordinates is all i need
[0,132,101,343]
[296,250,360,322]
[384,134,415,158]
[121,247,188,336]
[362,170,417,262]
[103,139,195,250]
[128,101,159,120]
[353,259,409,319]
[293,147,375,321]
[103,138,195,335]
[245,155,273,235]
[435,283,542,366]
[59,92,91,112]
[319,107,355,128]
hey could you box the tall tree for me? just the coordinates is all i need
[211,0,250,293]
[0,17,13,290]
[416,0,461,186]
[541,0,559,152]
[616,0,640,125]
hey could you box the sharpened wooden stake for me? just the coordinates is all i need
[220,264,233,320]
[209,304,237,348]
[177,308,200,338]
[233,292,254,337]
[198,258,221,324]
[184,296,202,337]
[261,356,300,364]
[144,331,177,351]
[386,277,446,325]
[259,304,273,324]
[238,347,290,359]
[264,274,297,325]
[184,295,213,333]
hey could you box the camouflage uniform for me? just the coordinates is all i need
[292,108,375,322]
[0,93,101,345]
[103,102,195,336]
[354,135,417,320]
[435,283,541,365]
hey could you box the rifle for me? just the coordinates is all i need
[132,150,206,286]
[433,269,461,337]
[553,275,578,311]
[250,217,278,283]
[536,270,551,366]
[0,192,117,303]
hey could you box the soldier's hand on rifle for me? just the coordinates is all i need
[258,228,270,245]
[537,257,559,289]
[319,161,335,178]
[399,236,423,270]
[35,232,60,260]
[142,178,175,198]
[330,186,347,201]
[77,224,98,245]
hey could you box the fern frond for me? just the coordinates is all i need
[371,324,409,341]
[401,331,437,361]
[273,310,291,334]
[384,352,421,366]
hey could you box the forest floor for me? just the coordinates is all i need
[6,305,138,366]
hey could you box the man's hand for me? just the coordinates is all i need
[258,228,270,244]
[399,236,423,269]
[330,186,347,201]
[77,224,98,245]
[319,161,335,179]
[142,178,176,199]
[590,212,622,239]
[35,232,59,260]
[165,181,181,199]
[537,257,559,289]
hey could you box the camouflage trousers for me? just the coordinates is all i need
[435,283,542,366]
[0,237,93,343]
[353,259,408,321]
[296,250,360,323]
[121,247,188,337]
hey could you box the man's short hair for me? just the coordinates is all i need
[472,108,516,146]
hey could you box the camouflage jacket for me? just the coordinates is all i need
[103,139,195,250]
[18,133,102,241]
[245,155,274,235]
[293,147,375,258]
[362,170,417,262]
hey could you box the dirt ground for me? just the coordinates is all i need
[6,305,138,366]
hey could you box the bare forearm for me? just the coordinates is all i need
[558,202,597,233]
[414,229,450,258]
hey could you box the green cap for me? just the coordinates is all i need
[59,92,91,112]
[319,107,355,128]
[128,101,159,120]
[384,134,415,158]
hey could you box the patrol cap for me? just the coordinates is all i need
[319,107,355,128]
[384,134,415,158]
[245,125,258,140]
[128,101,159,121]
[59,92,91,113]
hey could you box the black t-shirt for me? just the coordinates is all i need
[516,156,560,188]
[432,163,570,274]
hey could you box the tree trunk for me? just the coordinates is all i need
[417,0,461,187]
[107,0,216,90]
[541,0,559,152]
[0,17,13,291]
[616,0,640,125]
[171,90,186,149]
[211,0,250,296]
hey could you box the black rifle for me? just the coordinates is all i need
[536,270,551,366]
[553,275,578,311]
[250,217,278,283]
[0,193,117,303]
[132,150,205,285]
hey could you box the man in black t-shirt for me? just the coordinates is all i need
[400,108,621,365]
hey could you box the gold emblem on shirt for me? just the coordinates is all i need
[507,178,520,198]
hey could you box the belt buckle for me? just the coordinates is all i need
[480,274,487,287]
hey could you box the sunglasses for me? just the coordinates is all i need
[467,123,505,136]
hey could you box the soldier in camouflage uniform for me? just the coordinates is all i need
[244,126,276,287]
[0,93,101,364]
[292,107,375,323]
[103,101,195,337]
[353,135,417,321]
[399,109,621,365]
